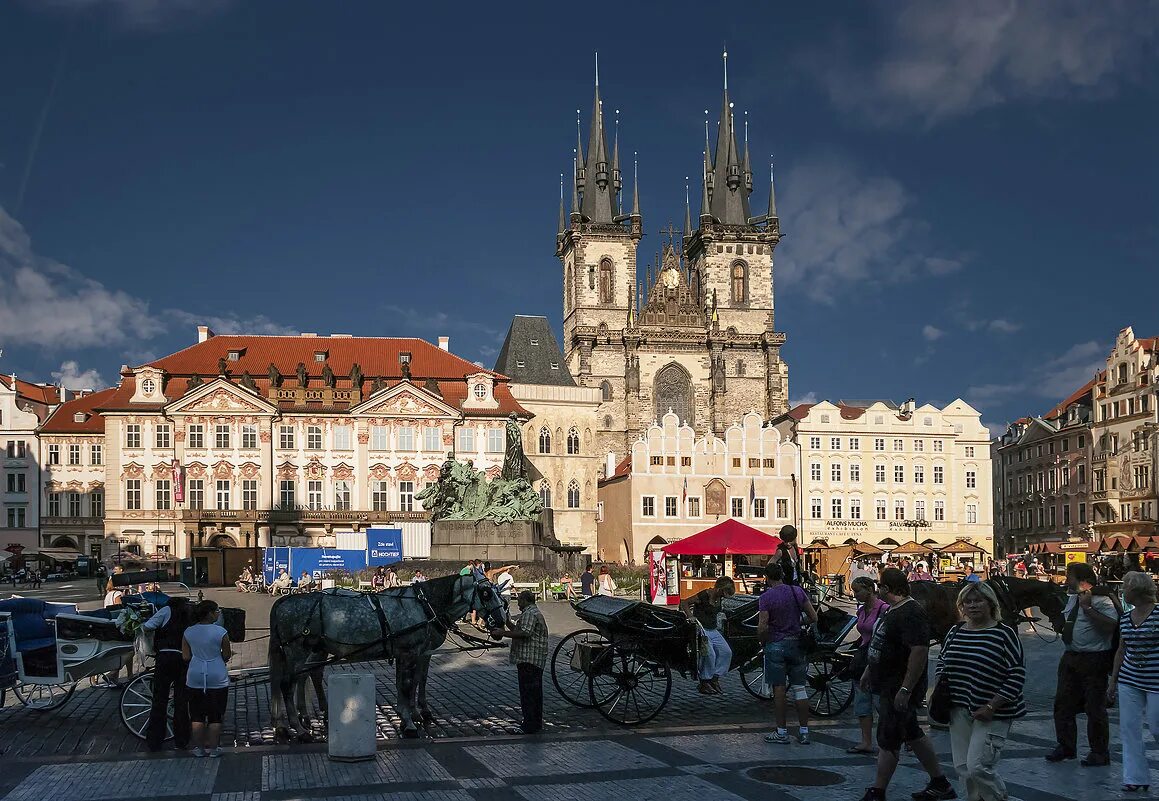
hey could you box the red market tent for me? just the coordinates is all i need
[662,519,783,556]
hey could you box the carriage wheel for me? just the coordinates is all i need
[121,672,172,742]
[806,653,853,717]
[588,644,671,726]
[739,653,771,700]
[550,629,612,709]
[13,681,76,711]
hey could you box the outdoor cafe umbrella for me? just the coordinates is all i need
[662,519,783,556]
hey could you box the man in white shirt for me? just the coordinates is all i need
[496,567,515,606]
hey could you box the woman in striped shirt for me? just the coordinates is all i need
[1108,571,1159,792]
[935,581,1026,801]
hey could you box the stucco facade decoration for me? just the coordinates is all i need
[558,66,789,461]
[1,375,61,550]
[597,411,799,565]
[1089,327,1158,537]
[774,399,993,555]
[38,389,115,559]
[96,330,527,559]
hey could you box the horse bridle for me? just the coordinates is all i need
[989,574,1060,643]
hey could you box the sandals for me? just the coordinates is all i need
[1123,786,1150,793]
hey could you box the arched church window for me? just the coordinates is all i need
[599,258,614,304]
[600,380,613,402]
[539,482,552,509]
[731,261,748,304]
[538,427,551,454]
[567,427,580,455]
[567,480,580,509]
[654,363,695,428]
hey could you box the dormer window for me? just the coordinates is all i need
[530,339,540,346]
[550,362,559,370]
[314,351,327,363]
[399,352,412,365]
[227,350,242,361]
[73,412,87,423]
[473,384,487,400]
[516,360,525,368]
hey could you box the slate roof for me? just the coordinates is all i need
[493,316,576,387]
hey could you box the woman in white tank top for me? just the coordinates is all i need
[182,600,231,757]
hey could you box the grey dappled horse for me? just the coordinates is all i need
[268,573,507,740]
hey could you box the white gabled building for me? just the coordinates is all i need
[1,375,62,551]
[774,399,993,554]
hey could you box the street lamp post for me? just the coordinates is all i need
[904,518,931,544]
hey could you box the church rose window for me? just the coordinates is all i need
[654,363,694,427]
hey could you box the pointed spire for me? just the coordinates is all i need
[581,53,615,224]
[709,49,751,225]
[683,177,692,236]
[700,151,712,222]
[767,157,778,220]
[571,153,581,221]
[631,151,640,217]
[743,111,753,193]
[558,173,566,235]
[575,109,585,193]
[612,109,622,211]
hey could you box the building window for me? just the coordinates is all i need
[91,444,103,465]
[156,479,171,510]
[126,424,142,449]
[156,425,171,450]
[567,428,580,455]
[876,499,887,520]
[65,493,81,520]
[188,480,204,510]
[933,465,944,484]
[456,426,475,453]
[399,481,414,512]
[47,444,60,465]
[965,446,975,457]
[914,465,924,484]
[216,480,231,510]
[215,424,230,450]
[539,483,552,509]
[66,444,81,466]
[915,499,925,520]
[126,479,142,510]
[914,439,924,453]
[423,427,441,452]
[849,463,860,482]
[1063,504,1071,526]
[894,465,905,483]
[642,496,655,517]
[849,437,860,451]
[830,437,841,450]
[934,500,945,521]
[306,480,323,510]
[732,458,741,468]
[278,425,293,450]
[600,381,613,402]
[893,439,904,451]
[894,500,905,520]
[242,425,258,449]
[369,426,387,450]
[933,440,943,453]
[663,495,678,517]
[850,498,861,520]
[653,363,695,428]
[966,503,978,524]
[538,427,551,454]
[731,497,744,518]
[811,498,822,519]
[830,463,841,482]
[5,508,27,528]
[279,480,296,509]
[188,424,205,449]
[753,498,767,518]
[333,425,352,451]
[875,464,886,483]
[486,428,504,454]
[397,426,415,451]
[966,470,977,489]
[334,480,351,511]
[4,473,24,493]
[831,498,843,519]
[236,479,256,510]
[307,426,323,450]
[688,497,702,517]
[874,438,885,451]
[809,436,821,450]
[762,458,774,468]
[367,481,387,511]
[599,258,614,304]
[730,261,747,304]
[90,491,103,518]
[566,481,580,509]
[47,492,61,517]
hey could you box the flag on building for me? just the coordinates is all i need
[682,477,688,504]
[749,478,756,505]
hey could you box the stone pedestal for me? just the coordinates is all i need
[430,516,585,574]
[327,672,376,762]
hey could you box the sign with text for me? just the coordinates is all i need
[262,547,291,583]
[367,527,403,567]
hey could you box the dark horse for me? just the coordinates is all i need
[268,573,507,740]
[909,576,1068,644]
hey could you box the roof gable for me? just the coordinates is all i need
[165,379,276,416]
[350,381,460,418]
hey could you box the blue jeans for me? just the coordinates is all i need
[698,628,733,680]
[854,685,878,718]
[764,637,807,688]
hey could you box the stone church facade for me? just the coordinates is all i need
[557,66,790,464]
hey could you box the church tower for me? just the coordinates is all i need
[557,59,643,460]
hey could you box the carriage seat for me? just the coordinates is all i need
[0,598,56,653]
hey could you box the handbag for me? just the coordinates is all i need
[928,623,963,726]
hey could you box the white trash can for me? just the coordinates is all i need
[327,672,376,762]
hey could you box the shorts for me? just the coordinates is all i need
[854,685,878,718]
[876,688,924,751]
[763,637,807,688]
[187,687,229,725]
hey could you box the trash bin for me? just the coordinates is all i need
[328,672,376,762]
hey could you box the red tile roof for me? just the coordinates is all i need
[786,404,813,420]
[786,403,866,421]
[40,388,116,434]
[97,335,526,418]
[0,375,60,405]
[1044,376,1097,420]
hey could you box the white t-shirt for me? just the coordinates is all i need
[598,574,617,596]
[104,590,124,607]
[496,572,514,595]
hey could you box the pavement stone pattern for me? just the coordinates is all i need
[3,758,218,801]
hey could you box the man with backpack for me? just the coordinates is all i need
[141,597,195,751]
[1046,562,1119,767]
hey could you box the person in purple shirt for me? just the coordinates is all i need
[759,562,818,744]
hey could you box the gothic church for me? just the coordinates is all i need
[557,59,790,460]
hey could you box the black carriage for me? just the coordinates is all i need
[550,594,857,725]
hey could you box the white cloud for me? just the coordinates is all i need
[922,324,944,342]
[966,338,1106,408]
[51,360,106,391]
[809,1,1159,127]
[776,155,964,303]
[167,311,297,337]
[30,0,235,30]
[965,317,1022,335]
[790,391,819,407]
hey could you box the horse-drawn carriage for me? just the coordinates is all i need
[550,594,858,725]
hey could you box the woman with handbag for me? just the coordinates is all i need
[848,577,889,754]
[934,581,1026,801]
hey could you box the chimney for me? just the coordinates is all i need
[197,325,215,344]
[438,336,450,352]
[606,452,618,478]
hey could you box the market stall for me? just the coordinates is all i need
[935,538,990,579]
[660,519,782,602]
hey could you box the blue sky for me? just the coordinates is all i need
[0,0,1155,434]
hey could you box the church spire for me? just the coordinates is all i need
[575,109,585,195]
[631,152,640,217]
[558,173,566,236]
[743,111,753,193]
[708,49,751,226]
[580,53,616,224]
[767,158,778,220]
[612,109,622,213]
[683,178,692,237]
[571,153,582,225]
